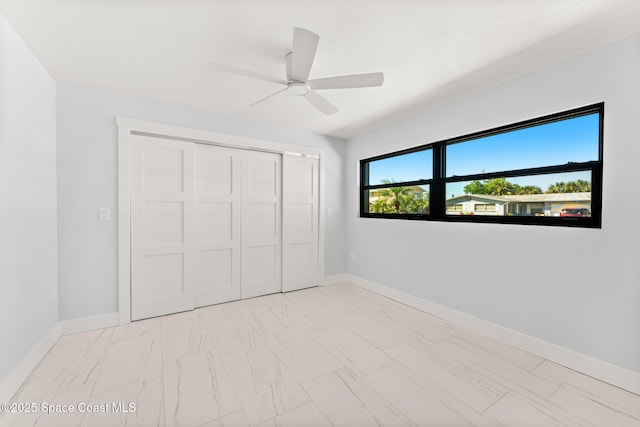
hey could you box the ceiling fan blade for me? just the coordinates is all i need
[309,72,384,90]
[209,62,287,85]
[250,88,287,107]
[303,90,338,115]
[290,27,319,82]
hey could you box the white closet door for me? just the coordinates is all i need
[194,144,242,307]
[241,151,282,299]
[131,135,195,321]
[282,155,319,292]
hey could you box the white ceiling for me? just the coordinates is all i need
[1,0,639,139]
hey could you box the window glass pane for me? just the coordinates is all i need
[446,114,599,177]
[445,171,591,217]
[368,149,432,185]
[364,185,430,214]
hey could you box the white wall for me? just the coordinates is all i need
[346,35,640,373]
[56,85,347,320]
[0,14,58,384]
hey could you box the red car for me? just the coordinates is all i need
[560,208,591,217]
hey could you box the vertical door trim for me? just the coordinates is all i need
[117,117,325,325]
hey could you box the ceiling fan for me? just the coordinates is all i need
[210,27,384,115]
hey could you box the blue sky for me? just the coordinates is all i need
[368,149,432,184]
[368,113,599,195]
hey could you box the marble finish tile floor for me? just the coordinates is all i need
[1,282,639,426]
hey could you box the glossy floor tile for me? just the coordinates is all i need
[2,282,639,426]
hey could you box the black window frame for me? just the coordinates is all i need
[360,103,604,228]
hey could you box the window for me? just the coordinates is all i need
[474,203,496,212]
[360,103,603,227]
[362,149,432,215]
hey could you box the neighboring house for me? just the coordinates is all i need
[446,192,591,216]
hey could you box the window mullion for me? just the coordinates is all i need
[431,143,445,218]
[360,160,369,215]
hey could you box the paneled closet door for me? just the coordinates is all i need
[282,154,319,292]
[241,151,282,299]
[194,144,242,307]
[131,135,195,321]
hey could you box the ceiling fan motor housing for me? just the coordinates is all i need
[287,81,310,96]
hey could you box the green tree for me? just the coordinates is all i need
[404,192,430,213]
[366,180,410,213]
[546,180,591,193]
[566,179,591,192]
[546,182,566,193]
[464,178,530,196]
[379,181,409,212]
[463,180,489,194]
[517,185,543,195]
[370,197,392,213]
[418,191,430,213]
[368,180,429,214]
[484,178,520,196]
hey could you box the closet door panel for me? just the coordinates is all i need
[241,151,282,299]
[194,144,242,307]
[131,135,195,320]
[283,155,319,292]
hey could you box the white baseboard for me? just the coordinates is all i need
[344,274,640,395]
[0,323,61,403]
[0,312,121,403]
[60,312,119,335]
[321,274,352,286]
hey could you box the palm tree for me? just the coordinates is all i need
[567,179,591,192]
[546,182,567,193]
[370,197,392,213]
[413,193,430,214]
[518,185,543,195]
[383,186,409,212]
[486,178,516,196]
[546,180,590,193]
[379,180,409,213]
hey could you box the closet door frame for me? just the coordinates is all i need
[117,117,325,325]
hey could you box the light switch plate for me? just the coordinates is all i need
[99,208,111,221]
